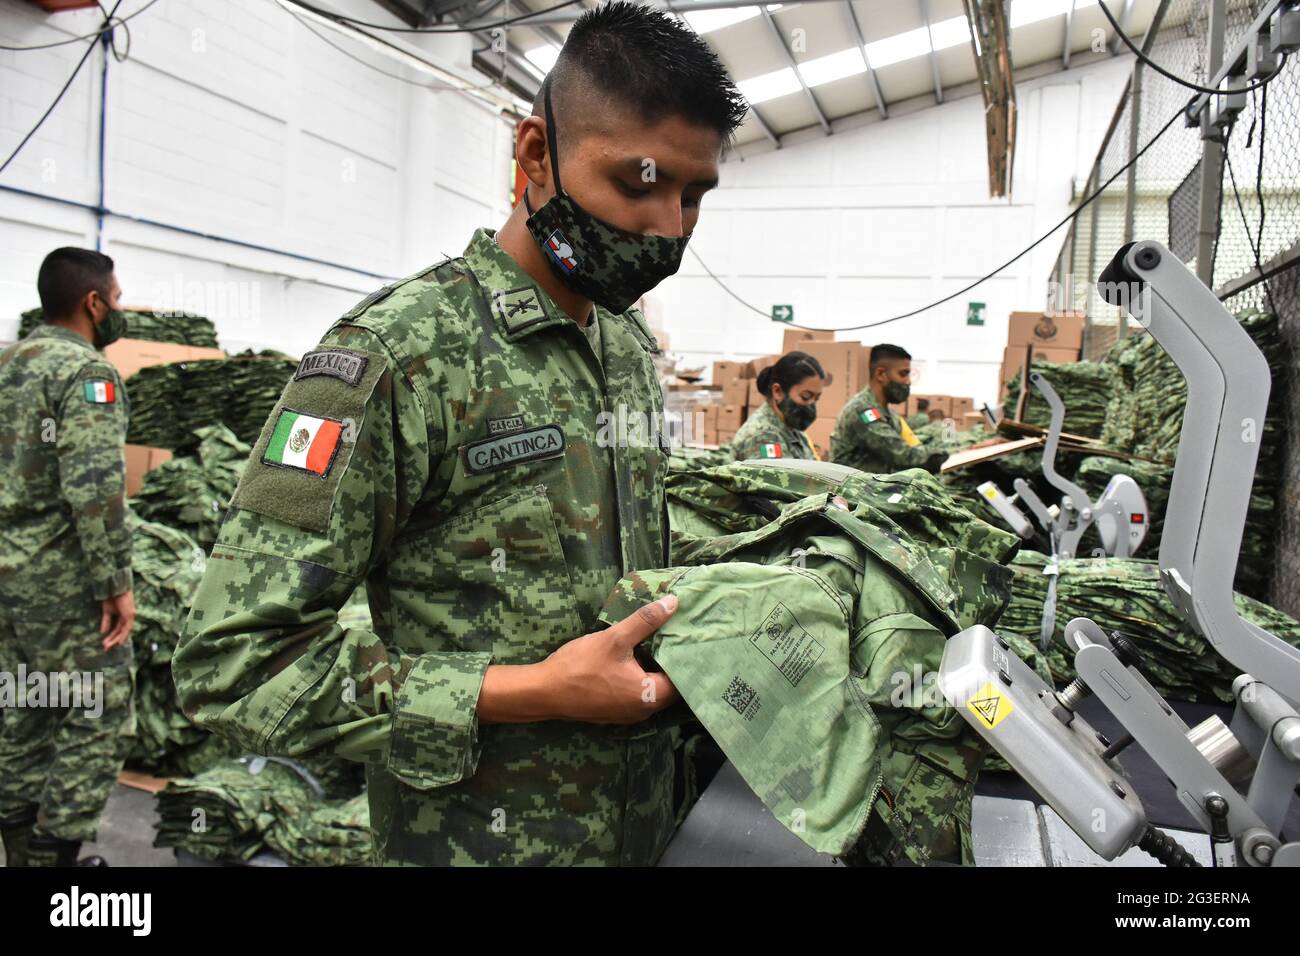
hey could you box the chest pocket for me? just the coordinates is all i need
[386,485,585,663]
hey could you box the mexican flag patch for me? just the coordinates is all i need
[263,409,344,476]
[861,408,882,424]
[760,443,783,459]
[83,380,115,403]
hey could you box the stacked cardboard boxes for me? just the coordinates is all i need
[999,311,1085,401]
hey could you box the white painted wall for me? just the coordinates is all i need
[0,0,516,355]
[656,53,1134,407]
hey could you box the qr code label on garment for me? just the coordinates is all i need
[722,675,760,721]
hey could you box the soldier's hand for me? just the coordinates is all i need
[100,589,136,650]
[541,594,681,724]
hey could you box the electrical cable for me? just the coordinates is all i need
[692,96,1194,332]
[281,0,584,35]
[285,7,465,91]
[1098,0,1279,96]
[0,0,160,52]
[0,1,124,177]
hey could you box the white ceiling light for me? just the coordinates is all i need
[738,65,802,105]
[523,45,559,79]
[1010,0,1097,29]
[928,14,972,51]
[864,25,934,68]
[684,3,783,35]
[798,47,867,87]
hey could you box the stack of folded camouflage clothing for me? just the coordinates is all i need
[18,307,219,347]
[1079,308,1289,598]
[996,551,1300,703]
[130,426,251,553]
[655,461,1019,865]
[154,757,370,866]
[1003,359,1120,439]
[126,350,296,448]
[125,513,239,776]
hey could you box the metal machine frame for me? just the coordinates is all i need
[940,241,1300,867]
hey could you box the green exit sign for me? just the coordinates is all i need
[772,304,794,323]
[966,301,986,326]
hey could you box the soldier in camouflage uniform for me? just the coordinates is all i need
[729,351,825,461]
[832,344,946,475]
[173,3,748,866]
[0,248,136,867]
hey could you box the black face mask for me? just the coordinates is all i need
[777,394,817,431]
[884,381,910,405]
[523,78,691,314]
[92,307,128,350]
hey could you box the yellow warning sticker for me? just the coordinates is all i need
[967,682,1014,729]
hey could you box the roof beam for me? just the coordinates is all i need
[920,0,943,104]
[1108,0,1137,55]
[760,6,831,134]
[1062,0,1076,68]
[846,0,887,119]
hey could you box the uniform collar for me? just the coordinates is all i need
[861,387,896,421]
[25,323,96,352]
[464,228,582,342]
[757,401,812,454]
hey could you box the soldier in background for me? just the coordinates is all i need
[174,3,747,866]
[729,351,826,461]
[0,247,136,867]
[832,343,947,475]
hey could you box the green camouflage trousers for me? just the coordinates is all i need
[0,609,134,844]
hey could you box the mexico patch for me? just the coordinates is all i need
[83,380,116,403]
[463,424,565,476]
[760,443,783,459]
[862,408,882,424]
[294,347,369,386]
[262,409,345,477]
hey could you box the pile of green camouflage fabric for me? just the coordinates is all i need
[125,349,297,448]
[126,512,242,777]
[1076,308,1289,598]
[130,425,251,553]
[153,757,371,866]
[17,307,219,347]
[1002,358,1121,440]
[996,552,1300,704]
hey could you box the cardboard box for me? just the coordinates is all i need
[950,397,975,420]
[745,354,780,380]
[717,428,738,446]
[105,338,226,381]
[701,405,720,431]
[717,404,744,430]
[746,380,763,409]
[701,426,719,446]
[721,379,749,408]
[711,360,748,384]
[1008,311,1085,351]
[124,443,173,497]
[961,411,984,432]
[806,417,836,458]
[782,328,834,353]
[801,341,866,416]
[908,394,952,419]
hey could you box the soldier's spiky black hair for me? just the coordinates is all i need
[869,343,912,370]
[540,1,747,140]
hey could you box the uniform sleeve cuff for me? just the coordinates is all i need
[387,651,493,790]
[92,567,133,601]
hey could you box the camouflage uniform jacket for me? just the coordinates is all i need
[832,387,943,475]
[729,401,814,461]
[174,229,675,866]
[0,324,132,619]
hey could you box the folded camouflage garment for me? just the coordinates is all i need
[618,465,1019,865]
[154,757,370,866]
[996,552,1300,704]
[126,350,297,448]
[131,425,251,553]
[125,513,239,776]
[18,307,219,348]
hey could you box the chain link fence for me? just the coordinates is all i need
[1047,0,1299,614]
